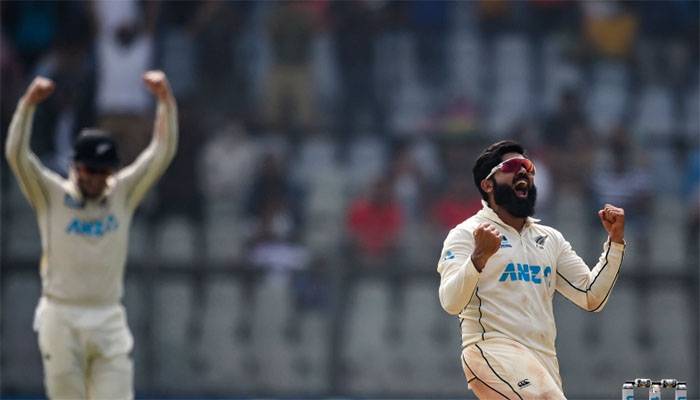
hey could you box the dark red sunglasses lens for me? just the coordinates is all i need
[501,158,533,173]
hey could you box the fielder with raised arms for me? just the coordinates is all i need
[437,140,625,399]
[5,70,177,400]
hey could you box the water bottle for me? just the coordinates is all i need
[675,382,687,400]
[648,382,661,400]
[622,382,634,400]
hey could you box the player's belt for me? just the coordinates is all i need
[43,294,118,308]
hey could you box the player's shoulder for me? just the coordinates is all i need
[444,214,484,243]
[453,213,486,233]
[44,173,70,195]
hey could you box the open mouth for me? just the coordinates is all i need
[513,179,529,199]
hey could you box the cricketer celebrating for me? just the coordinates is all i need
[437,140,625,399]
[5,70,177,399]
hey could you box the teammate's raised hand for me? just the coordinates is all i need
[471,223,502,272]
[598,204,625,244]
[24,77,55,105]
[143,70,172,101]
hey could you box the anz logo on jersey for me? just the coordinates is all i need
[499,262,552,285]
[65,214,118,237]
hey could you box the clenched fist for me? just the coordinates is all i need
[598,204,625,244]
[143,70,172,101]
[24,77,55,105]
[471,223,502,272]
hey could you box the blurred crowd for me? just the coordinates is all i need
[1,0,699,369]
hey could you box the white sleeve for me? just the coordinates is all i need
[554,232,625,312]
[116,96,178,211]
[437,227,481,315]
[5,98,63,212]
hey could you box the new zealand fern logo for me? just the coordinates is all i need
[534,235,548,249]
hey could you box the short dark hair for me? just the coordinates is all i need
[472,140,527,200]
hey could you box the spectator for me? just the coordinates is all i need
[345,175,405,340]
[264,1,319,134]
[407,1,451,94]
[240,153,309,342]
[581,1,639,61]
[542,88,586,148]
[430,173,482,235]
[347,175,404,264]
[632,1,695,88]
[191,1,251,114]
[31,4,96,175]
[589,126,653,346]
[246,153,304,231]
[542,88,595,196]
[476,0,515,37]
[590,127,653,257]
[246,188,312,343]
[92,0,158,165]
[330,0,382,145]
[154,1,201,102]
[199,120,260,209]
[390,142,430,222]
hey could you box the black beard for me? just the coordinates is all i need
[493,181,537,218]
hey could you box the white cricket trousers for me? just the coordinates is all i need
[461,337,566,400]
[34,297,134,400]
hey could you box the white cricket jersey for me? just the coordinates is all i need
[5,97,178,305]
[437,202,625,357]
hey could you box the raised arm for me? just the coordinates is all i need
[555,205,626,312]
[437,223,501,315]
[5,77,63,210]
[117,70,178,210]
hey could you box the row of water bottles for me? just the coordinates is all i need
[622,378,687,400]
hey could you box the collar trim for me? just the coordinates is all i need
[478,200,540,230]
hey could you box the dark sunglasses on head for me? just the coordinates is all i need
[485,158,536,180]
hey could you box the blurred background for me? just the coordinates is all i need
[1,0,698,399]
